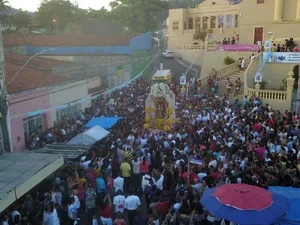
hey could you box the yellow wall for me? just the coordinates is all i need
[260,64,296,88]
[239,0,300,44]
[200,51,252,77]
[168,0,300,49]
[168,0,239,50]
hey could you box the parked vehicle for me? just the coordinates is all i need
[162,50,175,59]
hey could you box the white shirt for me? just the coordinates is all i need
[11,211,21,223]
[51,191,62,206]
[142,174,151,191]
[124,195,141,210]
[132,160,141,174]
[152,175,164,190]
[74,195,80,209]
[80,160,91,170]
[68,203,77,220]
[113,177,124,193]
[51,209,60,225]
[113,195,126,213]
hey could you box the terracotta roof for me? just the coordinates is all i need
[4,34,135,47]
[5,53,67,94]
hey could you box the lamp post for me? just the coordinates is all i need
[3,48,55,152]
[6,48,55,88]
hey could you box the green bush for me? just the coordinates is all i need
[224,56,235,65]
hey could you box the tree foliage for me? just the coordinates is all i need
[36,0,76,31]
[9,9,32,30]
[87,7,110,20]
[168,0,204,9]
[0,0,9,11]
[109,0,169,33]
[193,28,212,42]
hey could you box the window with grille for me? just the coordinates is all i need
[172,22,179,30]
[23,114,43,140]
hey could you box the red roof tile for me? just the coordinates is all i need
[4,34,135,47]
[5,53,67,94]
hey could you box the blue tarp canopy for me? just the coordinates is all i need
[269,186,300,225]
[85,117,123,129]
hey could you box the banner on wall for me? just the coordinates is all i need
[263,52,300,63]
[216,44,259,52]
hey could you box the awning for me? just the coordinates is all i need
[35,144,91,160]
[67,125,110,146]
[85,117,123,129]
[0,152,64,213]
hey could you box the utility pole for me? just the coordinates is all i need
[159,12,164,70]
[0,25,10,153]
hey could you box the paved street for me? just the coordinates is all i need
[152,55,201,83]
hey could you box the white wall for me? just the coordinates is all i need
[49,78,101,126]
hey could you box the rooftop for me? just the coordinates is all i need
[0,152,63,213]
[4,34,136,47]
[5,53,67,94]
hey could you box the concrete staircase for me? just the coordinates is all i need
[217,70,245,101]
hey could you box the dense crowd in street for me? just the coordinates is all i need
[1,74,300,225]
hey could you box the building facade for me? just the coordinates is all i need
[168,0,300,49]
[168,0,239,50]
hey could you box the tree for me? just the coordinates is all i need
[109,0,169,33]
[36,0,75,31]
[9,9,32,30]
[193,28,212,42]
[70,6,88,24]
[87,7,110,20]
[0,0,9,12]
[168,0,204,9]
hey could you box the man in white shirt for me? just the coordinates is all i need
[113,190,126,213]
[125,190,141,225]
[80,156,91,170]
[113,173,124,193]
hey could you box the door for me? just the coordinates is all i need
[254,27,263,44]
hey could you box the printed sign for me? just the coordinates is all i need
[254,72,263,83]
[180,74,187,85]
[216,44,259,52]
[263,52,300,63]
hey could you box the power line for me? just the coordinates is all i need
[9,53,158,119]
[8,56,153,100]
[8,61,136,104]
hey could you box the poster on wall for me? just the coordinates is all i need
[263,52,300,63]
[180,74,187,85]
[254,72,263,83]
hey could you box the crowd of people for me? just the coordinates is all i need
[270,37,298,52]
[1,70,300,225]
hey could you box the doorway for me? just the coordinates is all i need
[254,27,263,44]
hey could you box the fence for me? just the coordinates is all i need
[244,53,294,111]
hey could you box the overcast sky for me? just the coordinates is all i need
[8,0,111,12]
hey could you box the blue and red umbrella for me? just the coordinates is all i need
[200,184,288,225]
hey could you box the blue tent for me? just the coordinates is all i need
[269,186,300,225]
[85,117,123,129]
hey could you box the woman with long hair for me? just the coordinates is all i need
[99,195,112,225]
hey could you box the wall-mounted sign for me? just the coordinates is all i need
[254,72,263,83]
[216,44,259,52]
[263,52,300,63]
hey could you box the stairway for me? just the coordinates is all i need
[217,70,245,101]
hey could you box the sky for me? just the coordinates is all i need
[8,0,111,12]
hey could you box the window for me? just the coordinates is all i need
[172,22,179,30]
[23,114,44,140]
[184,22,187,30]
[210,16,216,29]
[195,17,200,29]
[226,15,233,28]
[203,16,208,29]
[218,15,224,28]
[234,14,239,27]
[188,17,193,29]
[56,103,81,123]
[257,0,264,4]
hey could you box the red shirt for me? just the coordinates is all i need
[140,161,150,173]
[99,205,112,219]
[156,201,168,220]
